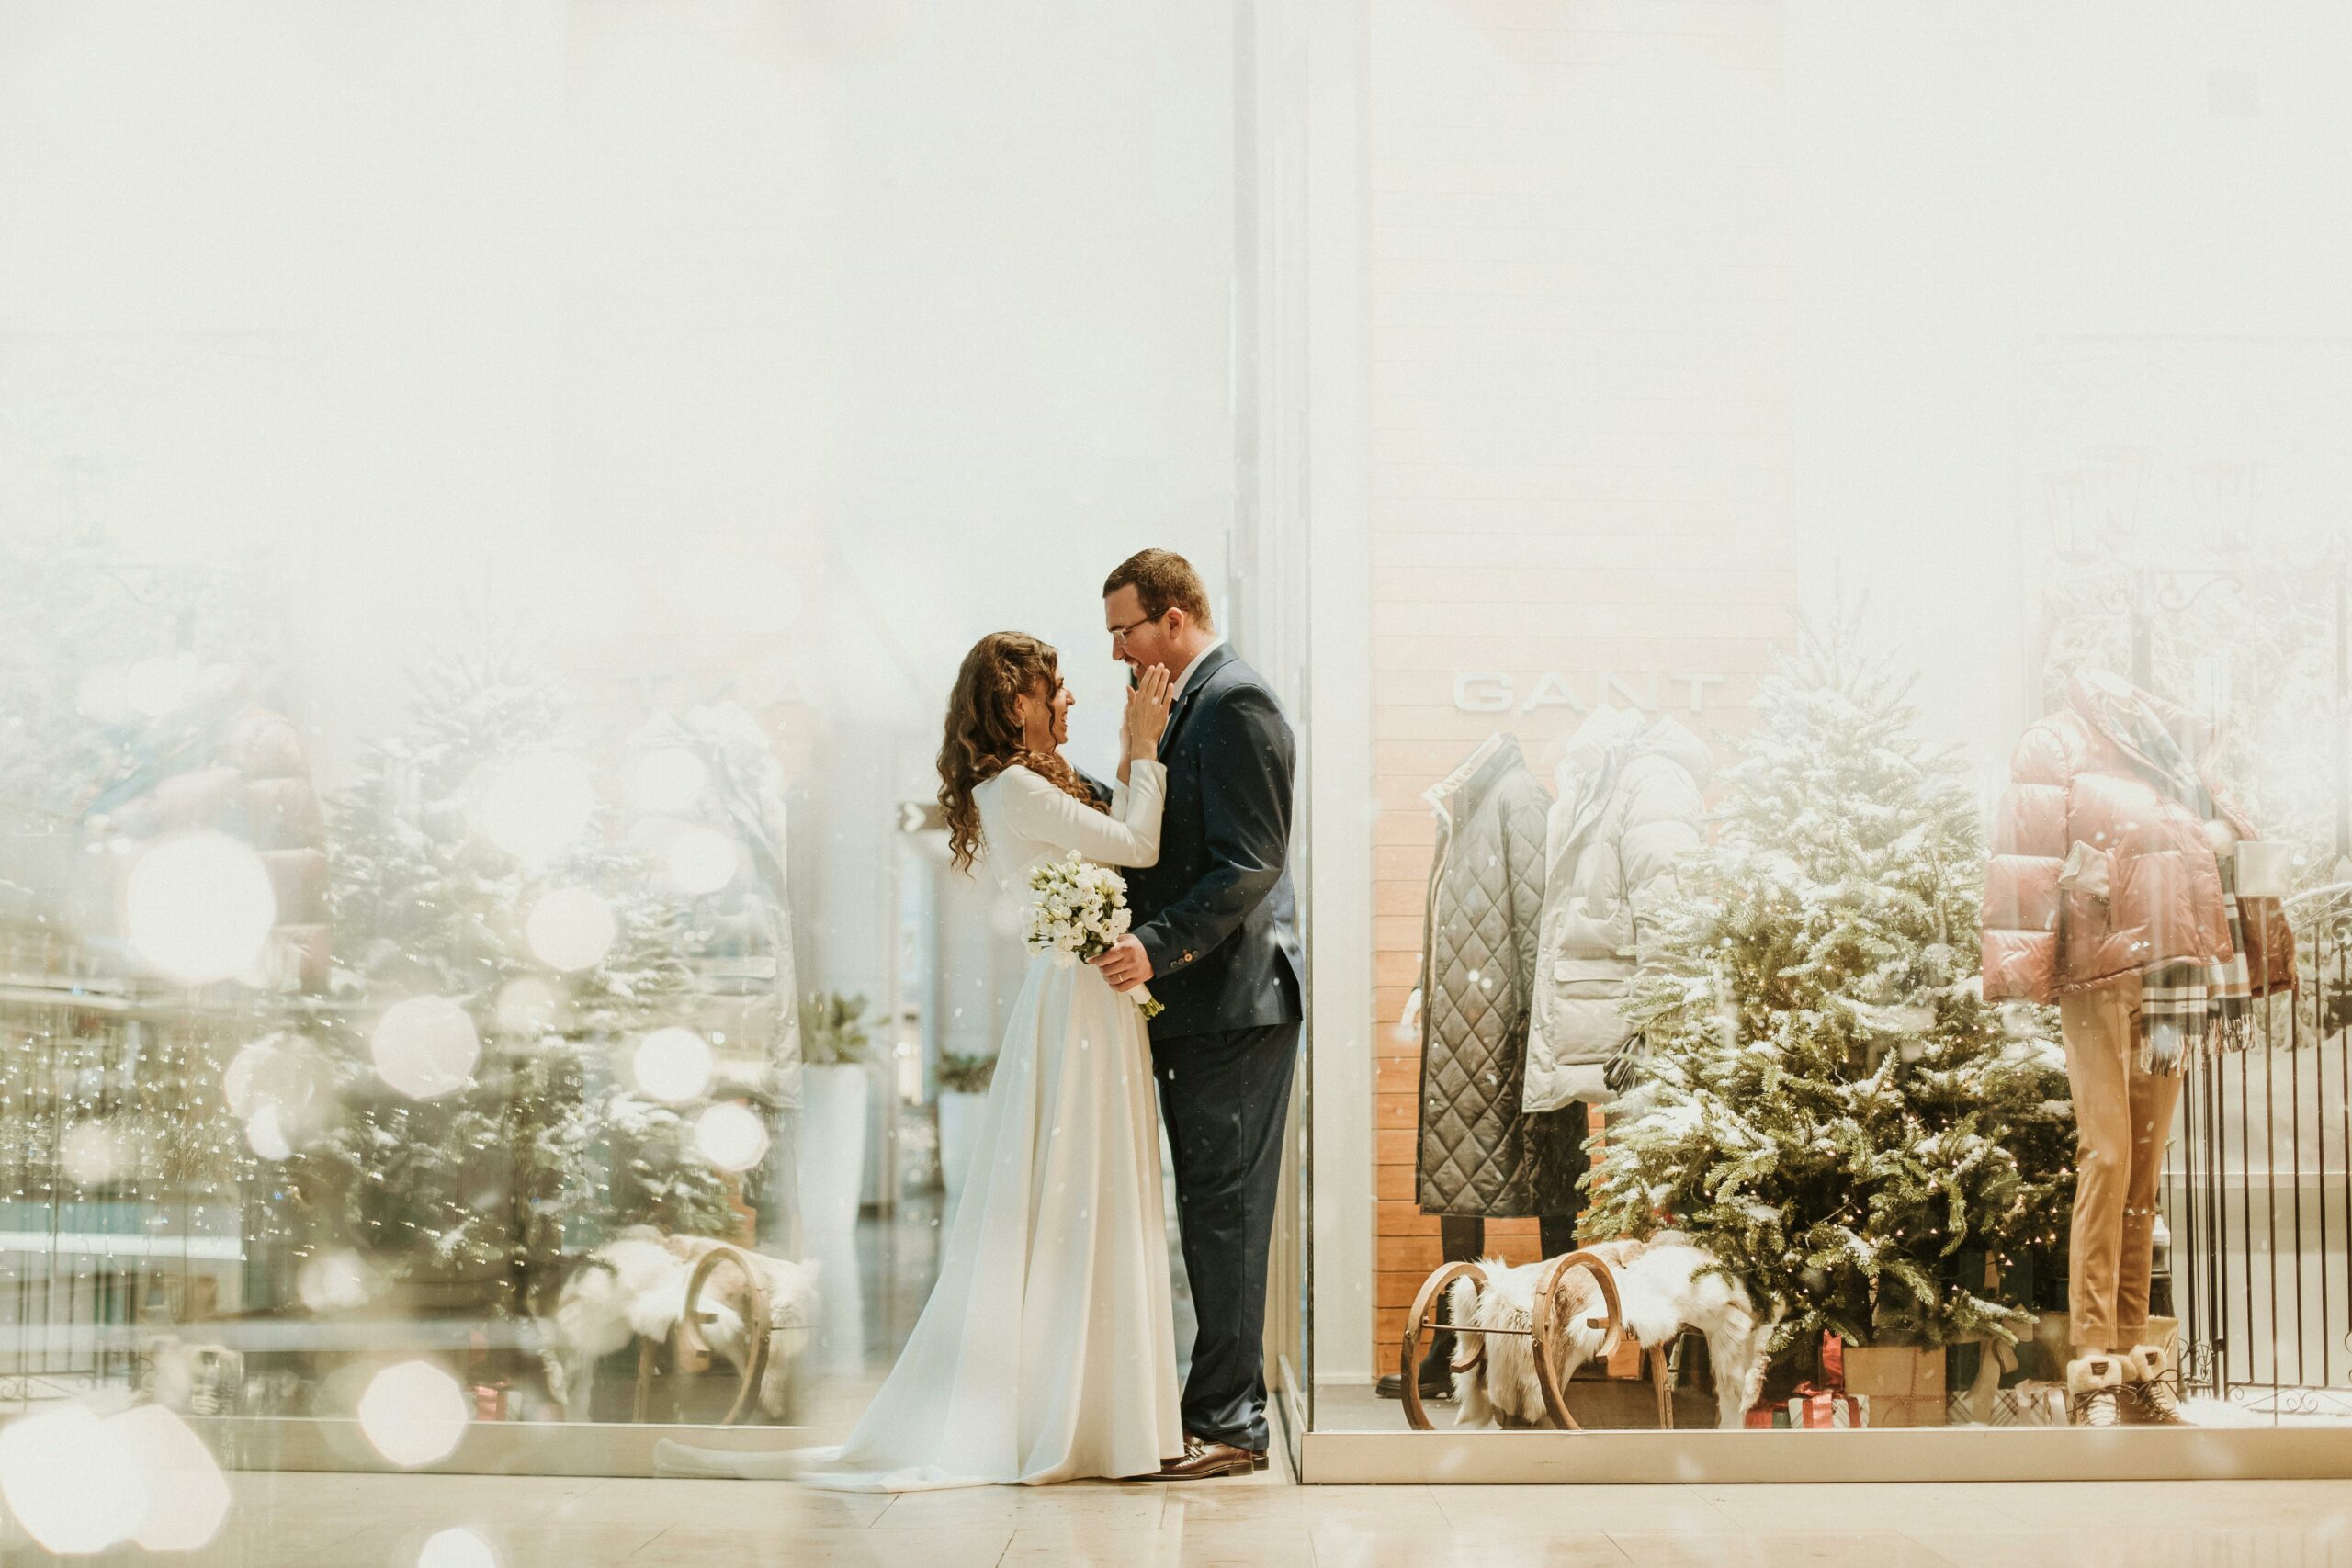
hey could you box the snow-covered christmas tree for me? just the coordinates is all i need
[300,645,745,1315]
[1582,629,2075,1352]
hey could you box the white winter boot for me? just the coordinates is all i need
[2066,1353,2126,1428]
[2120,1343,2188,1426]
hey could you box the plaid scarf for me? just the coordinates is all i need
[2141,873,2254,1074]
[2094,682,2256,1075]
[2206,860,2256,1051]
[2138,959,2206,1076]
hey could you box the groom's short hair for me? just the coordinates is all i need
[1103,548,1215,631]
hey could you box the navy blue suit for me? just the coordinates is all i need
[1125,642,1302,1453]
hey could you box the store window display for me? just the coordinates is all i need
[1257,0,2352,1478]
[1345,590,2349,1456]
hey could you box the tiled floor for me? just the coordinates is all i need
[9,1472,2349,1568]
[8,1203,2346,1565]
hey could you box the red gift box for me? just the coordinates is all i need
[1786,1382,1864,1429]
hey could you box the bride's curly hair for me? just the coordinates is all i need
[938,632,1106,872]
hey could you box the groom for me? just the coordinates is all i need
[1091,548,1304,1481]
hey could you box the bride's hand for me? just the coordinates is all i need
[1124,665,1172,761]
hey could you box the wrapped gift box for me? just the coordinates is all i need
[1786,1387,1868,1428]
[1946,1338,2021,1425]
[1841,1344,1947,1428]
[1987,1380,2068,1427]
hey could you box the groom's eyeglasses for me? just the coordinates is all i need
[1107,611,1166,648]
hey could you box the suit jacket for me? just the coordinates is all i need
[1125,643,1304,1039]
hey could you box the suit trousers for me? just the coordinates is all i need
[1152,1018,1302,1453]
[2058,976,2183,1355]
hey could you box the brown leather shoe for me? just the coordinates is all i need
[1194,1432,1270,1472]
[1208,1433,1270,1472]
[1139,1436,1256,1481]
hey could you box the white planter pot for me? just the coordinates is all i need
[937,1090,986,1209]
[797,1063,871,1241]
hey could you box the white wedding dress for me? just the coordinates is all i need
[659,759,1182,1488]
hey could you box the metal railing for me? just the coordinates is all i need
[2165,883,2352,1420]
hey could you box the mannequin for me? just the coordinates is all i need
[1983,670,2290,1426]
[1379,732,1584,1403]
[1524,706,1708,1113]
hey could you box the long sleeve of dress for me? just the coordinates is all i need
[998,761,1165,868]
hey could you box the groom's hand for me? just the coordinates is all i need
[1090,934,1154,993]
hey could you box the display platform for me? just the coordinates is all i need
[1297,1425,2352,1486]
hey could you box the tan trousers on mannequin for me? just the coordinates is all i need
[2058,976,2183,1355]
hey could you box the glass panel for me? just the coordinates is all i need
[0,4,1244,1522]
[1303,0,2352,1440]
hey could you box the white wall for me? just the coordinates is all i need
[1785,0,2352,776]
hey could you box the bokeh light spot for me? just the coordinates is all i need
[634,1028,715,1105]
[420,1527,501,1568]
[356,1360,470,1468]
[244,1105,292,1161]
[126,831,277,986]
[695,1101,770,1172]
[370,998,481,1100]
[60,1121,127,1187]
[525,887,616,973]
[0,1404,147,1554]
[297,1249,376,1313]
[117,1405,232,1552]
[494,976,564,1035]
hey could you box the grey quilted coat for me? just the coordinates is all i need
[1413,735,1585,1218]
[1524,709,1710,1112]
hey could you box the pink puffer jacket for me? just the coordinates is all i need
[1982,674,2253,1005]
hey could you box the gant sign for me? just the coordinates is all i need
[1453,671,1729,716]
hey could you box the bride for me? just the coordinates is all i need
[661,631,1180,1487]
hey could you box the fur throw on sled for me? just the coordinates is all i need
[1446,1233,1775,1431]
[538,1228,820,1422]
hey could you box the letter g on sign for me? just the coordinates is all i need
[1453,672,1513,714]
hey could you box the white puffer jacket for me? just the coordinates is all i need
[1523,709,1709,1111]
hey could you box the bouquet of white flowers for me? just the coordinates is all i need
[1024,852,1162,1020]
